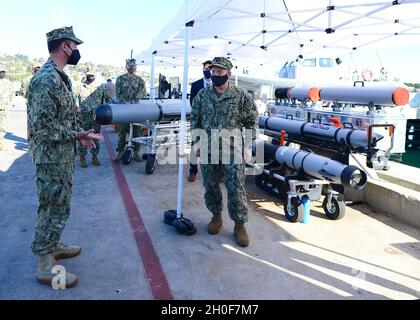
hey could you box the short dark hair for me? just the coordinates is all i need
[48,39,64,53]
[48,39,72,53]
[202,60,212,66]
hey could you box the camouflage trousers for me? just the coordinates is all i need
[200,163,249,223]
[78,112,101,157]
[32,163,74,256]
[116,124,142,153]
[0,109,6,145]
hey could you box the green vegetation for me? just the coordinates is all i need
[405,83,420,89]
[0,54,42,82]
[0,53,151,86]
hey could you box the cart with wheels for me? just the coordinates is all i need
[123,120,191,175]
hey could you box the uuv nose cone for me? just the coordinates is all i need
[341,165,367,190]
[95,104,113,125]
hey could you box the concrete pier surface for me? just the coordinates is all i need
[1,97,419,300]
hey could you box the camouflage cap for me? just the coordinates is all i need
[46,26,83,45]
[210,57,233,71]
[126,58,137,67]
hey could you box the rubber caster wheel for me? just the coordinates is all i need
[122,148,133,165]
[284,198,304,223]
[322,197,346,220]
[145,155,156,175]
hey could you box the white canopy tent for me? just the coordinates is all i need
[135,0,420,225]
[138,0,420,74]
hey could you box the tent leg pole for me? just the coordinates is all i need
[151,52,156,101]
[177,24,190,219]
[163,21,196,236]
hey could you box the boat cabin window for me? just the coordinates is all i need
[302,58,316,67]
[319,58,333,68]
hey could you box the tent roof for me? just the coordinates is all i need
[137,0,420,70]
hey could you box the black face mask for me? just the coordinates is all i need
[211,74,229,87]
[203,70,212,79]
[66,48,81,66]
[0,72,5,79]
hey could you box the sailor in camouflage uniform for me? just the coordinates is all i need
[21,64,41,99]
[75,72,99,167]
[74,72,97,105]
[27,26,102,288]
[78,82,113,167]
[0,64,14,151]
[113,58,147,162]
[191,57,258,247]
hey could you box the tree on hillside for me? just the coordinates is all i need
[1,53,146,86]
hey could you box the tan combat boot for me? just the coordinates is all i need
[113,151,123,162]
[37,254,79,288]
[53,242,81,260]
[92,154,101,166]
[234,221,249,247]
[133,152,143,162]
[207,214,223,235]
[80,156,88,168]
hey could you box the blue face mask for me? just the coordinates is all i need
[203,69,212,79]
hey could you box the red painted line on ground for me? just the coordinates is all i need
[102,127,173,300]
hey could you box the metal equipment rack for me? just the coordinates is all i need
[121,121,191,174]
